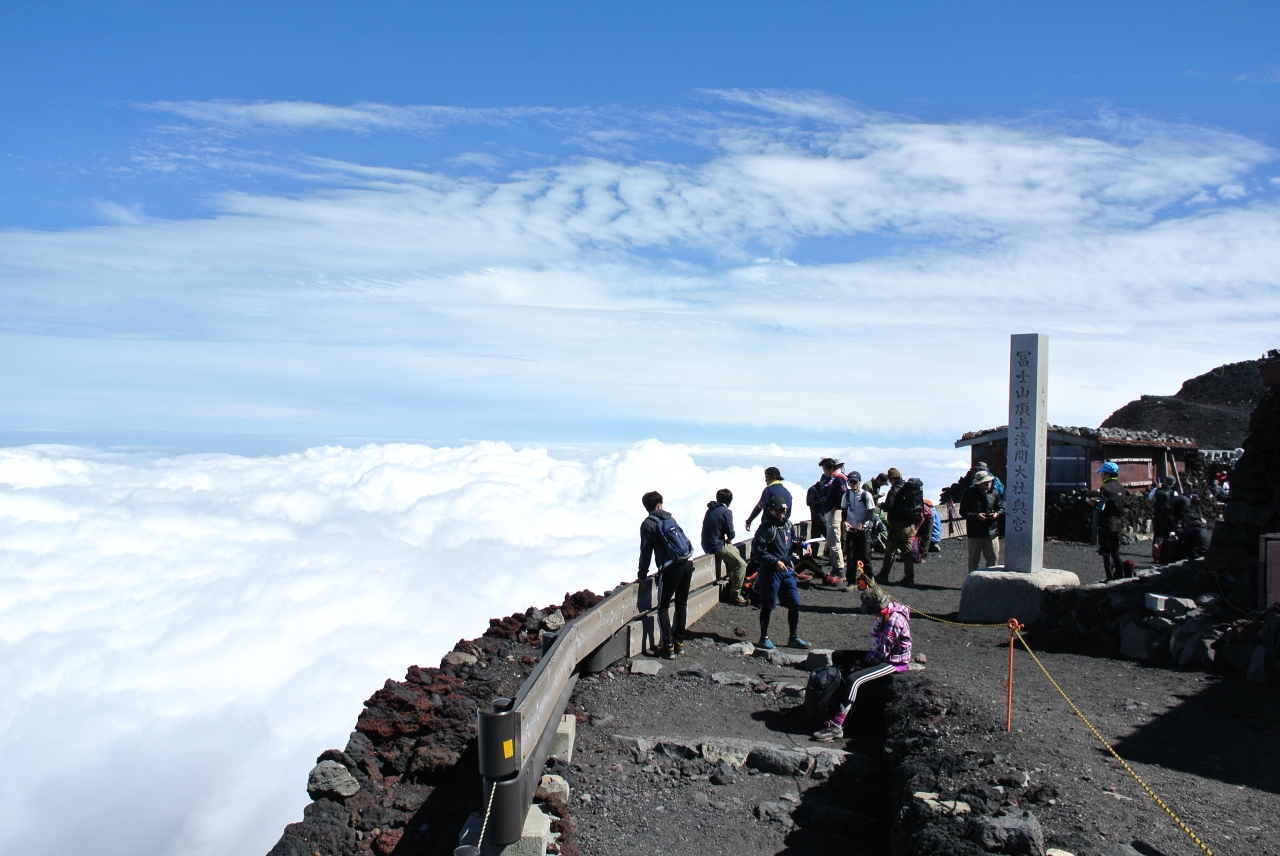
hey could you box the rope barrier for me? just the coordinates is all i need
[853,567,1007,628]
[1012,627,1214,856]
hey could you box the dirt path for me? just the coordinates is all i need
[569,539,1280,855]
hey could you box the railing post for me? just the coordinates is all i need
[476,698,524,846]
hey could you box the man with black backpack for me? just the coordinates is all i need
[639,491,696,659]
[876,469,921,586]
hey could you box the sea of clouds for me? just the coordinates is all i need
[0,439,966,856]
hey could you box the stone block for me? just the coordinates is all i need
[1177,630,1206,666]
[630,659,662,676]
[957,569,1081,625]
[478,805,552,856]
[548,714,576,763]
[726,641,755,656]
[701,739,752,767]
[805,649,834,669]
[1145,593,1196,615]
[1119,623,1154,661]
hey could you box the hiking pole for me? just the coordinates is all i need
[1006,619,1024,731]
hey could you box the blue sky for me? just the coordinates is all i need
[3,2,1280,452]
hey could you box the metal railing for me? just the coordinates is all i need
[471,536,749,847]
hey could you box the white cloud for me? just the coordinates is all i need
[143,100,564,134]
[1,94,1278,445]
[0,439,964,856]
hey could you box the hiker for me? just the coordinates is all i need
[806,470,830,542]
[638,491,696,659]
[960,471,1003,571]
[877,469,921,585]
[702,488,748,606]
[1088,462,1127,581]
[1179,500,1212,560]
[843,470,876,579]
[744,466,792,531]
[974,460,1005,497]
[819,458,850,585]
[811,586,912,742]
[750,495,811,652]
[924,498,943,553]
[1148,476,1178,563]
[864,472,889,507]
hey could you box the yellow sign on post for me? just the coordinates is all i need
[502,738,514,759]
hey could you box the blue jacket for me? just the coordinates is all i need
[751,516,797,569]
[930,507,942,542]
[701,501,736,554]
[746,482,793,527]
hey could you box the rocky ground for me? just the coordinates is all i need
[565,539,1280,856]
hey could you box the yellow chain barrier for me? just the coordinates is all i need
[1012,627,1213,856]
[853,567,1007,628]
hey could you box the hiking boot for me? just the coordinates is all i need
[902,576,915,587]
[811,723,843,743]
[660,645,676,660]
[731,594,750,607]
[794,570,815,582]
[673,640,684,655]
[874,572,890,584]
[757,637,776,651]
[788,636,811,649]
[821,573,840,586]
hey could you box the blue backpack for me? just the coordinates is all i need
[648,513,694,566]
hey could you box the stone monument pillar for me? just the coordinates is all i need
[1003,334,1048,573]
[957,333,1079,625]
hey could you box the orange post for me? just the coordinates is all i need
[1006,618,1024,731]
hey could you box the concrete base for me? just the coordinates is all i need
[461,806,554,856]
[548,713,576,763]
[957,568,1080,625]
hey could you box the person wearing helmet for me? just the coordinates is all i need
[750,495,811,651]
[1088,462,1128,580]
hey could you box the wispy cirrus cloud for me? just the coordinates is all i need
[143,99,569,134]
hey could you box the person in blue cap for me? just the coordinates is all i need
[1088,461,1128,580]
[750,495,811,651]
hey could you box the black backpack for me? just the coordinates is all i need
[806,479,828,510]
[803,665,845,727]
[647,513,694,566]
[893,478,924,522]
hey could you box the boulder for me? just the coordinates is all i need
[747,746,811,776]
[441,651,477,667]
[970,810,1045,855]
[542,609,566,632]
[1119,623,1154,660]
[539,774,570,801]
[307,760,361,799]
[726,642,755,656]
[677,662,711,679]
[768,650,808,667]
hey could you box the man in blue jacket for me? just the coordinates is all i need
[745,466,792,531]
[751,495,811,651]
[702,489,748,606]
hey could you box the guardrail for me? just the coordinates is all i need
[470,533,753,847]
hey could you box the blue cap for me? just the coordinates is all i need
[848,470,862,482]
[1096,461,1119,475]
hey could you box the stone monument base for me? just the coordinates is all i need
[957,568,1080,626]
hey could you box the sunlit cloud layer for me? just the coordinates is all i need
[0,439,965,856]
[2,93,1278,445]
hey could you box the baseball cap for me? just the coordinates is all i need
[1096,462,1119,475]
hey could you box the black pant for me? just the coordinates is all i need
[845,527,872,577]
[657,559,694,647]
[1099,529,1123,580]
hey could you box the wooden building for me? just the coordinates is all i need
[954,425,1198,493]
